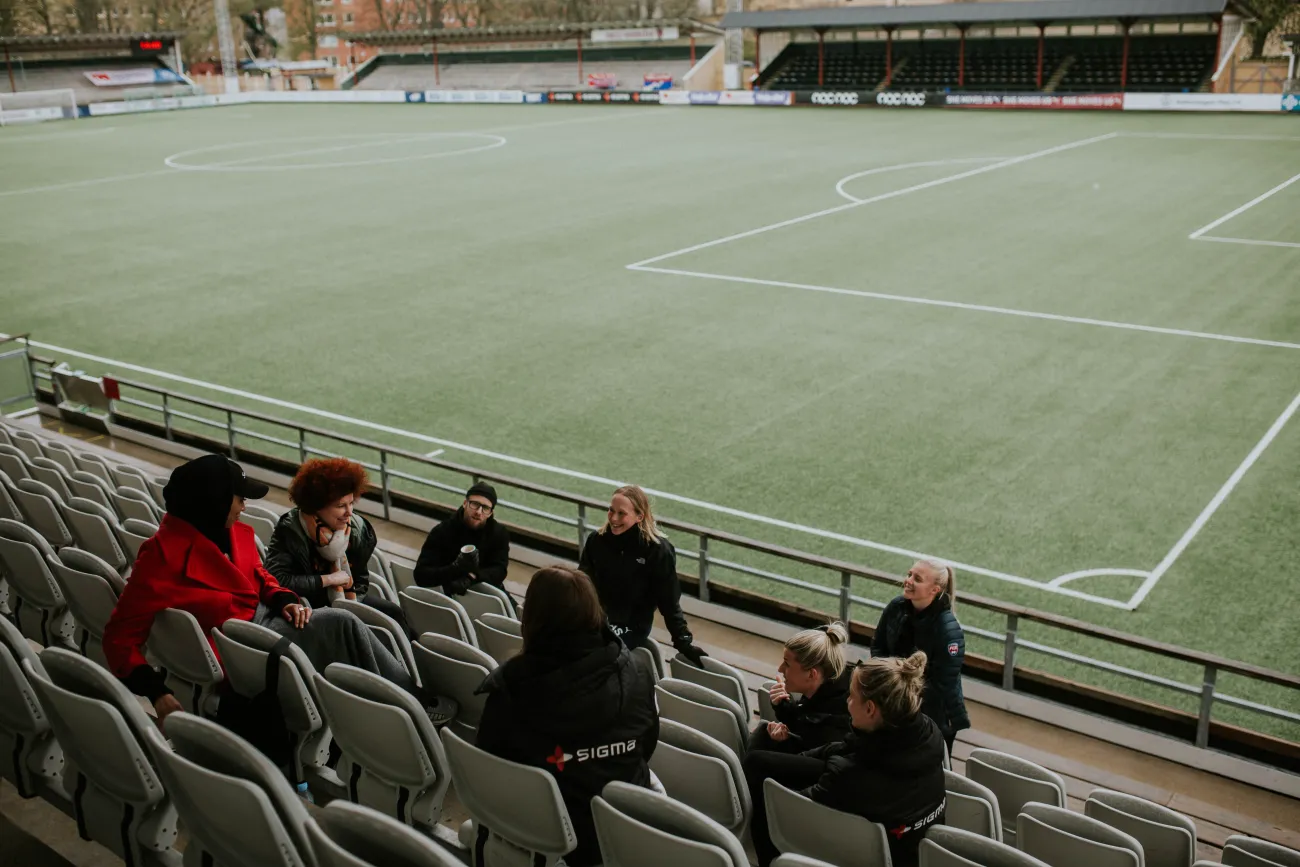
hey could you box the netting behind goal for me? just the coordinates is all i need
[0,89,79,126]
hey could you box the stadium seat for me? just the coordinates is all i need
[26,647,182,866]
[239,511,277,546]
[143,711,314,867]
[0,470,25,523]
[399,586,477,647]
[0,518,75,647]
[461,583,513,622]
[0,615,63,801]
[71,451,115,487]
[944,769,1003,841]
[243,502,279,523]
[12,478,74,548]
[367,570,399,604]
[307,800,465,867]
[668,654,752,719]
[635,644,664,683]
[1085,789,1196,867]
[59,497,130,574]
[314,662,451,832]
[67,470,117,515]
[410,633,492,740]
[335,598,420,681]
[146,476,167,509]
[36,439,79,475]
[28,456,75,502]
[650,718,750,832]
[147,607,224,715]
[1222,837,1300,867]
[7,428,45,461]
[764,778,893,867]
[211,618,338,798]
[0,444,32,482]
[1016,803,1142,867]
[593,779,751,867]
[119,517,157,559]
[966,749,1066,845]
[758,680,778,722]
[50,548,124,666]
[367,548,391,581]
[773,858,839,867]
[440,726,578,866]
[113,485,162,524]
[655,679,748,760]
[921,826,1050,867]
[476,613,523,664]
[387,558,416,591]
[110,463,153,495]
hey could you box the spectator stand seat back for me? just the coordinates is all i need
[0,443,34,482]
[119,518,158,560]
[398,586,477,648]
[965,749,1066,846]
[49,547,125,666]
[0,469,25,523]
[239,511,277,547]
[1221,836,1300,867]
[313,662,451,832]
[650,718,750,833]
[1016,803,1143,867]
[6,427,46,461]
[1084,789,1196,867]
[306,800,466,867]
[773,858,840,867]
[0,615,64,803]
[143,711,315,867]
[475,612,523,664]
[0,517,75,648]
[763,778,893,867]
[68,470,118,515]
[440,727,578,867]
[110,463,153,495]
[944,769,1002,842]
[146,607,224,716]
[592,780,751,867]
[920,826,1051,867]
[411,633,494,741]
[655,678,748,761]
[113,485,162,524]
[36,439,79,476]
[25,647,182,867]
[387,558,417,593]
[72,451,115,488]
[334,597,421,682]
[12,477,75,549]
[460,583,512,622]
[28,456,75,502]
[668,654,752,720]
[59,496,130,576]
[634,640,666,681]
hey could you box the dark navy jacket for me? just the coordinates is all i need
[871,594,970,739]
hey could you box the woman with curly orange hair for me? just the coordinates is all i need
[264,457,406,627]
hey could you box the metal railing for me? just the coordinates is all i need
[20,342,1300,755]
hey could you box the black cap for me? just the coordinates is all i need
[466,481,497,507]
[229,459,269,500]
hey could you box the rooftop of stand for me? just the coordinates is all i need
[0,32,185,51]
[344,18,721,46]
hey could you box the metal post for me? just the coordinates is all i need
[4,46,14,94]
[1195,665,1217,748]
[838,571,851,624]
[958,28,965,88]
[1002,614,1018,691]
[577,31,583,85]
[380,451,391,521]
[755,31,761,82]
[1037,25,1045,89]
[1120,22,1131,92]
[698,536,710,603]
[226,410,236,458]
[162,393,172,440]
[297,428,307,464]
[885,28,894,87]
[690,33,696,66]
[433,38,439,86]
[577,503,588,548]
[817,30,825,87]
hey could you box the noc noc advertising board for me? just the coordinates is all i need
[794,90,930,108]
[946,93,1123,110]
[546,91,662,104]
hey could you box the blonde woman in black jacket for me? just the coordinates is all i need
[751,622,853,754]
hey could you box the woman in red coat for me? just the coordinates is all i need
[102,454,417,729]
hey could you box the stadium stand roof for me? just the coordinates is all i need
[0,32,186,51]
[721,0,1255,31]
[343,17,722,46]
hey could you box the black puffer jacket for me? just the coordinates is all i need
[800,714,947,867]
[772,667,854,749]
[262,509,377,611]
[475,627,658,867]
[412,508,510,590]
[871,594,970,740]
[578,529,692,652]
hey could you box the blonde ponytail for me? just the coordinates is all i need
[852,651,928,727]
[785,622,849,682]
[919,559,957,611]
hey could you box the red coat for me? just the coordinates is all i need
[102,515,298,679]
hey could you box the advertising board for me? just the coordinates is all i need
[1122,93,1284,112]
[946,93,1122,109]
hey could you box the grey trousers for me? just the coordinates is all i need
[254,604,418,699]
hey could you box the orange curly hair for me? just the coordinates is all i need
[289,458,369,514]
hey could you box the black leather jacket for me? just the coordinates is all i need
[262,509,377,611]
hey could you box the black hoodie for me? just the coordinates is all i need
[772,667,854,749]
[801,713,947,867]
[412,508,510,591]
[578,528,693,652]
[475,626,659,867]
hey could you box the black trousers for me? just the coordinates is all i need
[743,750,828,867]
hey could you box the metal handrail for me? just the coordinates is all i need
[20,350,1300,750]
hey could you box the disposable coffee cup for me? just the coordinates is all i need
[461,545,477,555]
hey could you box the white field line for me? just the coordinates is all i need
[633,266,1300,352]
[0,126,116,144]
[1121,132,1300,142]
[424,449,446,458]
[834,157,1008,203]
[13,335,1133,609]
[1193,235,1300,250]
[0,168,175,199]
[1048,568,1150,588]
[627,132,1120,269]
[1127,387,1300,610]
[1188,172,1300,240]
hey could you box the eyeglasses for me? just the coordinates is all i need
[465,500,494,514]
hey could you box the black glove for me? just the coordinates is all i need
[446,576,473,597]
[675,643,708,667]
[452,550,479,573]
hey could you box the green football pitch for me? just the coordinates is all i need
[2,104,1298,724]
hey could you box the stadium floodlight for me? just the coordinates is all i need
[0,89,78,126]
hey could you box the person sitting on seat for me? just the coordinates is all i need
[475,566,658,867]
[751,622,852,754]
[743,652,947,867]
[412,482,510,597]
[102,455,420,731]
[264,457,408,630]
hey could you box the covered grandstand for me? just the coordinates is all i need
[1,32,191,105]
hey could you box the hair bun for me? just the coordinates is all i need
[902,651,928,676]
[822,622,848,645]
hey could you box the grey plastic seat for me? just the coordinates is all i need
[212,618,337,797]
[7,428,45,460]
[1017,802,1142,867]
[335,598,420,682]
[966,749,1066,845]
[399,586,476,647]
[655,678,748,759]
[366,548,391,583]
[922,826,1051,867]
[0,443,32,481]
[669,654,753,719]
[50,548,125,666]
[0,518,75,647]
[26,647,181,867]
[146,476,166,508]
[314,662,451,831]
[242,502,279,523]
[476,615,523,664]
[0,469,24,522]
[635,645,663,683]
[147,607,224,715]
[765,778,893,867]
[29,456,75,502]
[36,439,80,475]
[774,858,840,867]
[144,712,315,867]
[111,463,153,494]
[240,511,277,546]
[1222,837,1300,867]
[593,780,751,867]
[120,518,157,560]
[441,726,577,866]
[411,633,495,740]
[113,485,162,524]
[307,800,465,867]
[650,718,750,832]
[13,477,74,548]
[461,582,513,622]
[1085,789,1196,867]
[366,570,398,604]
[0,615,63,802]
[945,769,1003,841]
[636,640,667,680]
[68,470,118,514]
[387,559,416,592]
[72,451,115,487]
[59,496,130,574]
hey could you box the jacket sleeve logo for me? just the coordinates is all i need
[947,642,960,656]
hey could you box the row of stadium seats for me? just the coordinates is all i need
[759,35,1215,93]
[356,58,694,92]
[2,416,1297,867]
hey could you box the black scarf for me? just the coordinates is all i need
[162,454,235,555]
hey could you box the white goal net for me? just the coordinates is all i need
[0,89,79,126]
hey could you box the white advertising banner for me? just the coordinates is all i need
[84,68,183,87]
[87,94,219,116]
[0,106,66,124]
[1123,92,1283,112]
[422,90,525,104]
[590,26,680,43]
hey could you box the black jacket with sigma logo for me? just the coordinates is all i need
[800,713,947,867]
[578,529,693,652]
[475,626,659,867]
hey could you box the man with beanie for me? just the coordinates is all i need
[413,482,511,596]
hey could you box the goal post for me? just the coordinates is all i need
[0,89,79,126]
